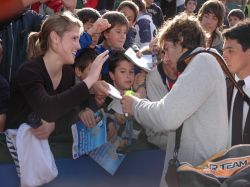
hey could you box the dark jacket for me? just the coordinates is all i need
[146,3,164,29]
[6,57,90,135]
[124,27,139,51]
[0,10,45,83]
[227,79,250,144]
[0,75,9,114]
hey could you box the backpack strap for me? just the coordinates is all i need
[172,49,250,160]
[183,50,250,106]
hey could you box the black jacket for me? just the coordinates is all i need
[0,10,45,83]
[227,79,250,144]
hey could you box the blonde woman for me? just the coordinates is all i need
[6,12,109,139]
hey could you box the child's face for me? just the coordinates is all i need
[185,0,196,13]
[83,21,93,31]
[104,25,127,49]
[200,13,218,33]
[119,7,136,28]
[109,60,135,92]
[90,33,101,49]
[83,21,101,48]
[228,16,241,27]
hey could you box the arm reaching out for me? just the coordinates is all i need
[83,50,109,89]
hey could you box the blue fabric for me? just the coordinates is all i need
[146,3,164,28]
[137,19,152,44]
[76,32,93,57]
[0,149,165,187]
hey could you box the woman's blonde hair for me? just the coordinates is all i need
[27,11,83,60]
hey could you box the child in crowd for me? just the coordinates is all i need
[227,9,245,27]
[74,48,98,84]
[198,0,225,53]
[74,48,106,109]
[132,0,156,49]
[97,11,129,81]
[184,0,197,15]
[118,1,153,99]
[74,48,116,139]
[77,8,102,49]
[117,1,140,50]
[77,11,130,128]
[144,0,164,29]
[76,9,110,57]
[107,50,154,151]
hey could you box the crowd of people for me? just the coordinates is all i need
[1,0,250,186]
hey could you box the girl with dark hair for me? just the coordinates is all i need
[198,0,225,53]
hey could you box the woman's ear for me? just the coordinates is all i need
[246,48,250,59]
[50,31,60,44]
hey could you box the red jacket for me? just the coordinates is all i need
[31,0,63,14]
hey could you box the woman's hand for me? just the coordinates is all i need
[95,94,107,107]
[90,80,109,99]
[30,119,55,139]
[84,50,109,88]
